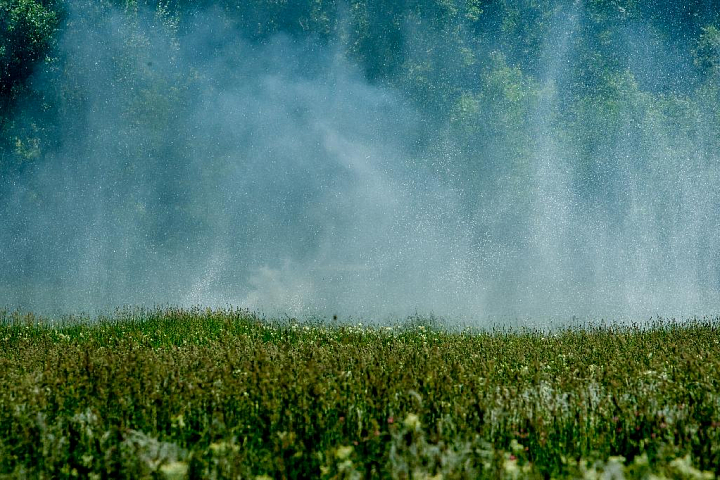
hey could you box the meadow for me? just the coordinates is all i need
[0,308,718,479]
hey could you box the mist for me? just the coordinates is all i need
[1,1,719,323]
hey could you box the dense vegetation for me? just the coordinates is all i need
[0,308,719,478]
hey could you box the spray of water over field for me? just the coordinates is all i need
[1,1,719,323]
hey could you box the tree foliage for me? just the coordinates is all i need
[1,0,720,182]
[0,0,59,103]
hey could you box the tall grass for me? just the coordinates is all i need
[0,308,718,478]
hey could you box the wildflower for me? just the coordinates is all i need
[387,416,394,424]
[171,414,185,429]
[403,413,421,431]
[669,454,713,479]
[633,453,649,467]
[160,461,188,479]
[210,441,239,455]
[335,445,353,460]
[510,439,524,455]
[503,456,519,476]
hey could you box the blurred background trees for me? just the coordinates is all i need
[2,0,719,185]
[0,0,59,104]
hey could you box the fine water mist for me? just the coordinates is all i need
[1,1,719,323]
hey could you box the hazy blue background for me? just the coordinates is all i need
[2,0,720,322]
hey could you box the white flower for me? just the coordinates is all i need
[669,454,713,479]
[335,445,354,460]
[160,461,187,479]
[403,413,421,431]
[209,441,239,455]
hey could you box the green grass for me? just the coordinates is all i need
[0,308,719,479]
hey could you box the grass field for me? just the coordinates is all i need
[0,308,718,479]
